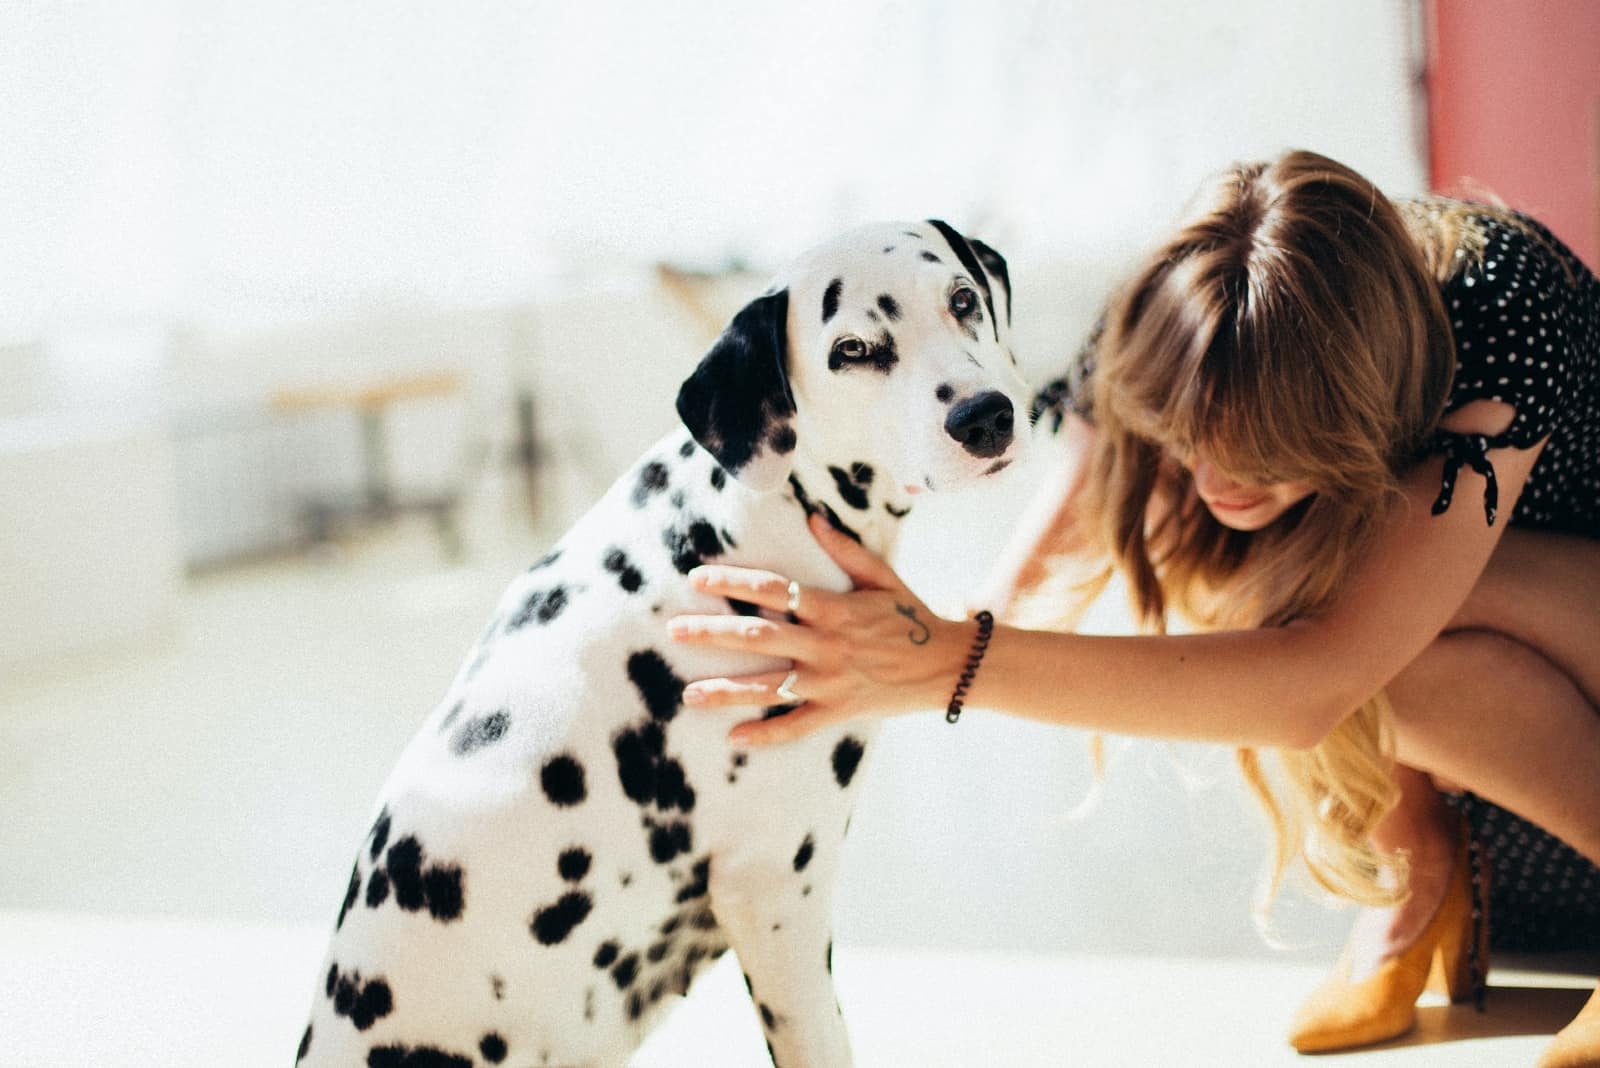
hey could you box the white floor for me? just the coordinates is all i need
[1,469,1593,1066]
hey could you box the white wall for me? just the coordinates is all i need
[0,1,1427,957]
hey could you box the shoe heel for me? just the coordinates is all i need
[1424,815,1489,1006]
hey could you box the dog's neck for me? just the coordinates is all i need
[780,445,914,560]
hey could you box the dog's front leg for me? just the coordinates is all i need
[710,850,852,1068]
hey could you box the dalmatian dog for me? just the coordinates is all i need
[298,220,1027,1068]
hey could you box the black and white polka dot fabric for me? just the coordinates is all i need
[1425,209,1600,951]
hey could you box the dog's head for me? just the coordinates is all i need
[677,220,1026,494]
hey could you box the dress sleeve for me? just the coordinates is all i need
[1421,214,1577,525]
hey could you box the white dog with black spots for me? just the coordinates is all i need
[298,220,1028,1068]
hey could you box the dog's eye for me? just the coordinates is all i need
[949,286,978,318]
[831,337,868,362]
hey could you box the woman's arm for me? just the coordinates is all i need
[967,412,1099,623]
[673,407,1546,750]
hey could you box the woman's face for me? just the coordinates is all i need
[1187,455,1317,531]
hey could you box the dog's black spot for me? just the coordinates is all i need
[655,757,695,812]
[613,722,665,805]
[612,952,640,989]
[727,597,761,616]
[633,461,670,507]
[936,383,955,403]
[850,462,874,486]
[528,549,562,572]
[769,424,798,454]
[678,438,696,458]
[663,517,725,574]
[628,650,684,722]
[885,501,911,518]
[584,987,596,1022]
[531,891,593,945]
[507,585,570,630]
[709,466,727,491]
[832,736,865,788]
[368,809,392,860]
[647,939,673,963]
[627,990,645,1020]
[902,229,922,238]
[327,963,339,997]
[297,1023,312,1062]
[865,308,880,324]
[763,702,802,720]
[368,1045,474,1068]
[821,277,843,324]
[828,466,870,511]
[760,1003,777,1030]
[541,754,587,806]
[660,915,682,936]
[787,474,862,542]
[649,820,693,864]
[594,940,620,968]
[338,862,360,929]
[920,250,941,263]
[366,868,390,908]
[720,526,738,549]
[676,856,712,903]
[877,294,901,321]
[670,490,685,509]
[451,709,510,756]
[328,968,393,1031]
[827,939,835,973]
[479,1034,508,1064]
[794,833,815,872]
[387,837,426,910]
[424,866,464,921]
[882,245,895,253]
[383,836,465,921]
[602,548,645,593]
[558,847,592,882]
[437,701,464,734]
[490,974,505,1000]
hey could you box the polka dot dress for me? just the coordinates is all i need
[1424,209,1600,951]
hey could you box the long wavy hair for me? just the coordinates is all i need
[1060,150,1496,917]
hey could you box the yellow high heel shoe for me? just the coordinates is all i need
[1538,984,1600,1068]
[1288,817,1487,1053]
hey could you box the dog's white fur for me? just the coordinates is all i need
[299,221,1027,1068]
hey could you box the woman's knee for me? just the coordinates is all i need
[1386,628,1566,737]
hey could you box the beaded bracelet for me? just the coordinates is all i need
[945,610,995,724]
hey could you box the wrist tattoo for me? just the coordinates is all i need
[894,602,931,645]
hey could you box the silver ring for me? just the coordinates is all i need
[786,580,803,615]
[775,670,802,703]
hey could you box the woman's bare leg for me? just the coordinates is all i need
[1343,526,1600,970]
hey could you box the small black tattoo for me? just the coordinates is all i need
[895,603,930,645]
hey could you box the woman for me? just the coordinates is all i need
[668,150,1600,1063]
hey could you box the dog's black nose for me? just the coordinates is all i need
[944,391,1014,458]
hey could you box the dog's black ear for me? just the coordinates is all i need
[676,288,797,492]
[969,237,1011,329]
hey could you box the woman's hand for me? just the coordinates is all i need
[668,513,974,746]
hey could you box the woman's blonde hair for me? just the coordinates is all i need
[1064,150,1494,917]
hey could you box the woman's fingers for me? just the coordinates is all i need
[728,703,845,747]
[807,512,903,591]
[687,564,849,623]
[681,670,796,709]
[667,613,830,663]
